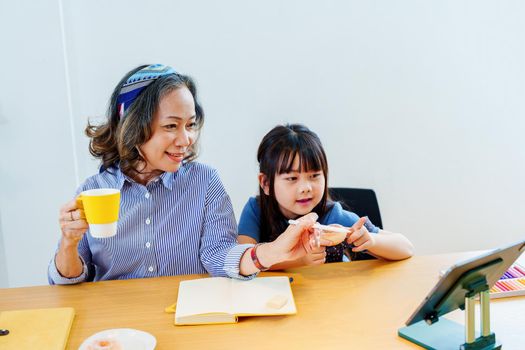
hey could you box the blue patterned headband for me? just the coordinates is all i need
[117,64,177,118]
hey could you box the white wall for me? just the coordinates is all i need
[0,0,78,287]
[0,214,7,288]
[1,0,524,287]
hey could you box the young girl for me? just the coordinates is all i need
[238,124,414,269]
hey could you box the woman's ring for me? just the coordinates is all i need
[70,211,74,221]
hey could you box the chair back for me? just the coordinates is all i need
[329,187,383,229]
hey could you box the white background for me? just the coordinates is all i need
[1,0,524,288]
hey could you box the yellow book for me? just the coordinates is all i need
[174,276,296,325]
[0,307,75,350]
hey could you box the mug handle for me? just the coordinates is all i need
[75,195,84,210]
[75,195,86,219]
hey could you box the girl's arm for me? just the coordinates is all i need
[346,217,414,260]
[363,229,414,260]
[237,235,257,244]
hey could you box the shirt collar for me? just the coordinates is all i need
[159,171,175,190]
[110,163,185,190]
[112,166,127,190]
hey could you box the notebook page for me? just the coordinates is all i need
[230,276,296,315]
[176,277,232,317]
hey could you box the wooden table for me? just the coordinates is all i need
[1,252,524,349]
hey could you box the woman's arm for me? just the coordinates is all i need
[267,258,305,270]
[238,213,320,275]
[55,240,84,278]
[54,199,88,278]
[238,234,326,269]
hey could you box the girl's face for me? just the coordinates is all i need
[137,87,197,180]
[261,155,326,219]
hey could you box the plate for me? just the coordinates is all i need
[79,328,156,350]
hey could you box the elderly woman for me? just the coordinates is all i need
[48,64,319,284]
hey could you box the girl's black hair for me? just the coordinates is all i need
[257,124,332,242]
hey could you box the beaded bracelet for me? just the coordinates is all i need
[251,243,270,271]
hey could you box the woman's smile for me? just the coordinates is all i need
[166,151,185,162]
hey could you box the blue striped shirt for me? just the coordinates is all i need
[48,162,255,284]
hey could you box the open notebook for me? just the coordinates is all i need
[0,307,75,350]
[174,276,296,325]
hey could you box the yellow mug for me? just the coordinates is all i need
[76,188,120,238]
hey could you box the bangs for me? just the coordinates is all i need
[276,141,325,174]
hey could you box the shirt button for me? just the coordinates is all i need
[145,242,151,248]
[148,266,154,272]
[145,218,151,225]
[145,193,150,199]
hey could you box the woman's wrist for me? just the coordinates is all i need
[56,240,83,278]
[60,236,80,249]
[255,242,280,269]
[250,244,269,271]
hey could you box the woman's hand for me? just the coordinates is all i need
[59,199,88,246]
[270,212,318,261]
[256,213,325,268]
[55,199,89,278]
[239,213,336,275]
[300,245,327,266]
[346,217,376,252]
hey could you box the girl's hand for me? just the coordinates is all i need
[59,199,88,245]
[346,217,376,252]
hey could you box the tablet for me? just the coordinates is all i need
[405,239,525,326]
